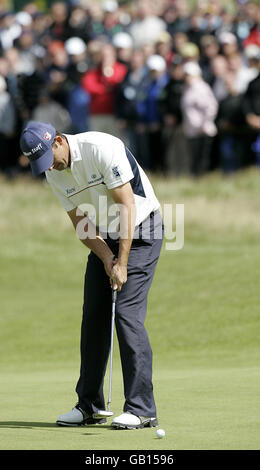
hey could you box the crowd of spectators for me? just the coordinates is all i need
[0,0,259,177]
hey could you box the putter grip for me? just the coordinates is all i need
[112,289,117,303]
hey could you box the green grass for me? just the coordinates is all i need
[0,170,260,449]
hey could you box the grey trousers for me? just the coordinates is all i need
[76,212,164,417]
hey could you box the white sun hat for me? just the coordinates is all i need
[15,11,32,26]
[65,37,87,55]
[146,54,166,72]
[102,0,118,12]
[112,32,133,49]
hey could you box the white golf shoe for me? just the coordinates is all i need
[111,411,158,429]
[56,405,106,427]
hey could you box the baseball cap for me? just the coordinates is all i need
[20,121,56,176]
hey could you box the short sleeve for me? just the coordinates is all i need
[94,140,134,190]
[46,173,76,212]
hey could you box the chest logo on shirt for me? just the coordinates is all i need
[112,166,120,178]
[66,187,76,195]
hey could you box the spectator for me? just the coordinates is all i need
[172,31,189,55]
[187,12,206,47]
[115,49,150,168]
[32,88,72,133]
[0,11,22,52]
[45,40,69,108]
[102,0,123,39]
[48,1,69,42]
[143,54,169,172]
[66,4,92,44]
[0,75,16,173]
[159,55,190,176]
[64,37,90,133]
[155,31,174,69]
[181,61,218,176]
[215,48,257,172]
[163,5,190,36]
[0,0,259,178]
[14,30,37,76]
[243,51,260,164]
[218,32,239,59]
[199,35,220,85]
[129,0,166,48]
[211,54,229,102]
[112,32,133,67]
[81,42,127,137]
[87,3,105,39]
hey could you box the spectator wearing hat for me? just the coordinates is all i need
[81,42,127,138]
[102,0,123,39]
[115,49,150,169]
[112,32,133,67]
[179,41,200,63]
[218,32,239,59]
[159,56,190,176]
[64,37,90,133]
[0,11,22,52]
[181,61,218,176]
[155,31,174,69]
[141,54,169,172]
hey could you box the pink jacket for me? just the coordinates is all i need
[181,78,218,138]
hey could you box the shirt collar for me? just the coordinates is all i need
[63,133,82,164]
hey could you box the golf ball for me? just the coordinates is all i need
[156,428,165,439]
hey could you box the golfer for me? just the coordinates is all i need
[20,121,164,429]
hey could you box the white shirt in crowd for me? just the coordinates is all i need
[181,78,218,138]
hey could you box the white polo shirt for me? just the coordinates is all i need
[45,132,160,233]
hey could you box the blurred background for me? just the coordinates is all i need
[0,0,259,177]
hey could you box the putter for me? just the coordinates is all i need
[92,285,117,419]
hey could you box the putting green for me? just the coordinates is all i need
[0,365,259,450]
[0,171,260,450]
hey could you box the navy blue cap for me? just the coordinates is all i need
[20,121,56,176]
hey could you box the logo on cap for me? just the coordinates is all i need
[44,131,52,141]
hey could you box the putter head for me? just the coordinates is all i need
[93,410,114,419]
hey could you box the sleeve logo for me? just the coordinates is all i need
[112,165,120,178]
